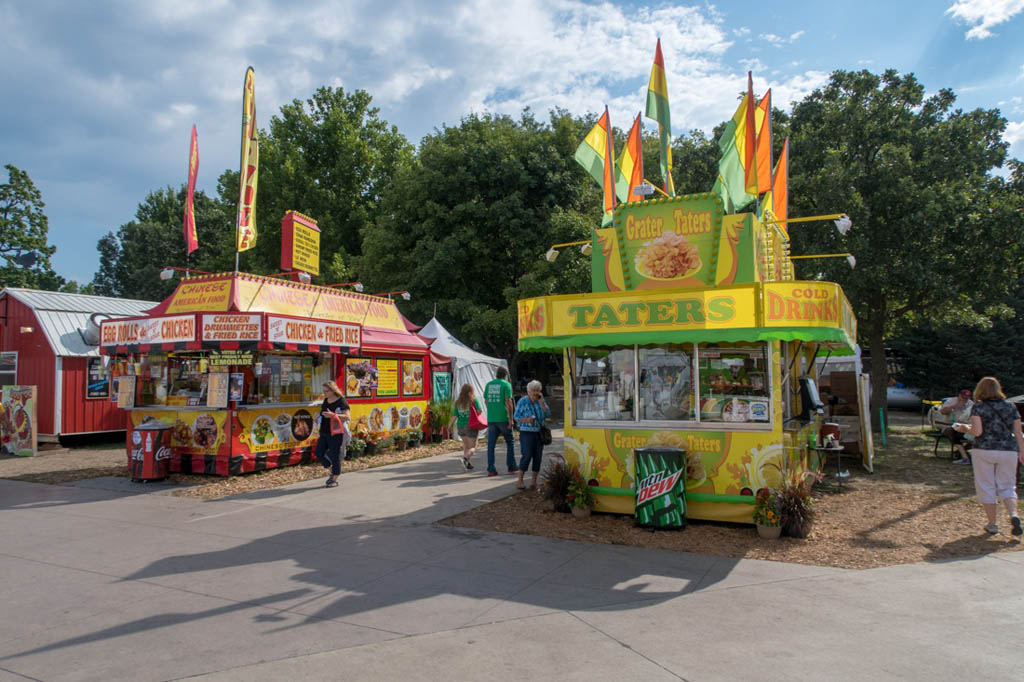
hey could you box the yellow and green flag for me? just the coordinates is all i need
[573,107,617,222]
[645,39,675,195]
[236,67,259,253]
[712,72,758,213]
[755,89,772,195]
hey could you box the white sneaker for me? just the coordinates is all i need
[984,523,999,535]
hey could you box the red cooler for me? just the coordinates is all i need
[129,420,172,481]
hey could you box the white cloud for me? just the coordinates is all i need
[946,0,1024,39]
[789,30,805,41]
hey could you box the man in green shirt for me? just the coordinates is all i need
[485,367,516,476]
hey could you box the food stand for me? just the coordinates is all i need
[100,272,430,475]
[517,193,857,523]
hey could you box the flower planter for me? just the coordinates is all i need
[395,441,408,451]
[571,506,592,519]
[756,523,782,539]
[431,433,443,444]
[364,442,377,457]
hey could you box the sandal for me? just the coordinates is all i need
[516,483,526,490]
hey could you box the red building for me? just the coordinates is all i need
[0,288,155,441]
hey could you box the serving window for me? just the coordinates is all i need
[572,342,772,427]
[255,353,317,404]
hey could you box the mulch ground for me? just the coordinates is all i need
[4,421,1022,569]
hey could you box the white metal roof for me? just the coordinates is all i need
[1,288,157,357]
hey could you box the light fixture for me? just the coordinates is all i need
[372,290,411,300]
[544,239,590,262]
[545,248,559,262]
[834,215,852,235]
[20,326,33,333]
[159,266,212,281]
[846,255,857,269]
[580,243,593,256]
[160,267,175,280]
[401,291,411,301]
[297,272,311,284]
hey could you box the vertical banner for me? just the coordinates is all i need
[432,372,451,402]
[0,386,37,457]
[235,67,259,253]
[184,124,199,255]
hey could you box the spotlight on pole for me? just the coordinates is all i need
[834,215,852,235]
[580,243,593,256]
[545,248,559,262]
[846,255,857,269]
[160,267,175,281]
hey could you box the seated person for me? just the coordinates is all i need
[940,389,974,464]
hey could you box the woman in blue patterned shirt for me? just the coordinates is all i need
[953,376,1024,535]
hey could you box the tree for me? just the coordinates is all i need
[234,86,413,278]
[361,110,595,376]
[786,69,1024,425]
[92,187,234,300]
[0,164,64,290]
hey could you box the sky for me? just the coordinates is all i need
[2,0,1023,286]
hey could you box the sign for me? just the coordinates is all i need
[345,357,376,398]
[236,406,318,453]
[432,372,451,402]
[0,386,37,457]
[100,319,142,347]
[229,373,245,401]
[117,375,136,409]
[165,279,233,314]
[206,372,229,408]
[763,281,856,346]
[280,211,321,276]
[201,313,261,342]
[376,358,399,397]
[86,357,110,399]
[402,359,423,396]
[209,349,254,367]
[138,315,197,345]
[266,315,360,348]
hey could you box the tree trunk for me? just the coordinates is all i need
[868,307,888,433]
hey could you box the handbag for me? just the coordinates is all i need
[469,401,488,430]
[540,425,553,446]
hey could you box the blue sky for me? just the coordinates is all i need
[2,0,1022,285]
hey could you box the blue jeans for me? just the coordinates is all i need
[519,430,544,473]
[315,434,345,476]
[487,422,516,473]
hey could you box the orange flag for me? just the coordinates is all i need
[772,137,789,234]
[744,72,758,195]
[618,112,645,203]
[755,89,772,195]
[183,125,199,255]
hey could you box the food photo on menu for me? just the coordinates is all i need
[346,359,378,397]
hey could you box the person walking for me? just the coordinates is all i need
[953,376,1024,536]
[450,383,482,471]
[315,380,350,488]
[514,380,550,490]
[484,367,517,477]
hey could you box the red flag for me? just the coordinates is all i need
[772,137,789,234]
[621,112,645,203]
[755,89,772,194]
[184,125,199,255]
[744,72,758,195]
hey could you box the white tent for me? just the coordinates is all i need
[418,317,508,401]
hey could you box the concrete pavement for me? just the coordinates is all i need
[1,444,1023,681]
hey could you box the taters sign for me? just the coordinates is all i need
[266,315,360,347]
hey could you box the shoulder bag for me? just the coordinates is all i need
[469,400,488,430]
[535,400,552,445]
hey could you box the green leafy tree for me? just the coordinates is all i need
[231,86,413,278]
[786,69,1023,425]
[0,164,65,289]
[361,110,594,375]
[92,187,234,300]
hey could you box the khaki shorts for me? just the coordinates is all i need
[458,425,479,439]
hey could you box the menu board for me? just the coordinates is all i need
[402,359,424,396]
[345,357,377,398]
[86,357,110,399]
[377,358,399,397]
[117,375,137,409]
[206,372,229,408]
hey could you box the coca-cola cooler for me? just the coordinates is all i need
[129,420,172,482]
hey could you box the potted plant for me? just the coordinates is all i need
[428,400,449,443]
[364,432,379,456]
[539,462,573,512]
[378,436,394,452]
[406,429,422,449]
[347,437,367,459]
[752,487,782,539]
[766,458,821,538]
[567,469,595,519]
[393,431,409,451]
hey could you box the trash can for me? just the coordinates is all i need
[634,446,686,529]
[129,420,173,482]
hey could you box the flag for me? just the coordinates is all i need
[645,38,675,195]
[772,137,789,234]
[235,67,259,253]
[183,125,199,255]
[573,107,617,220]
[713,95,755,212]
[754,89,772,195]
[616,112,644,203]
[743,72,758,195]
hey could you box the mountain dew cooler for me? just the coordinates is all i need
[634,446,686,529]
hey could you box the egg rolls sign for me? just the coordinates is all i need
[101,315,197,347]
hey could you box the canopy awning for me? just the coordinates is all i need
[361,327,430,352]
[517,281,856,353]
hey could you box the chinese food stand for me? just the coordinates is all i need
[517,193,857,523]
[100,272,430,475]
